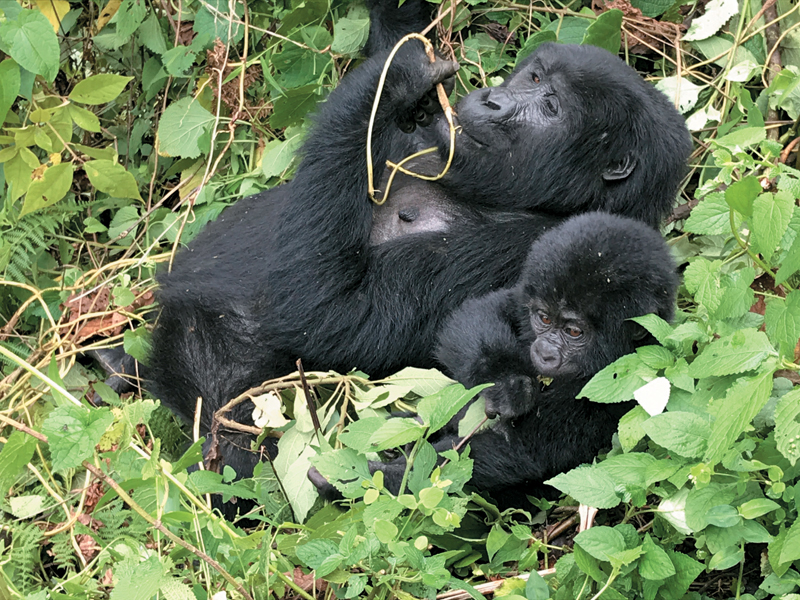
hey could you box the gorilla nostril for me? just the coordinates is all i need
[485,100,502,111]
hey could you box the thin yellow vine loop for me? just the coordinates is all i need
[366,33,457,205]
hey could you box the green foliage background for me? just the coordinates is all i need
[2,0,800,599]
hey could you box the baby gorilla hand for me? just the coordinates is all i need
[482,373,535,420]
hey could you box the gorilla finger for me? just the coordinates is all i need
[429,60,459,87]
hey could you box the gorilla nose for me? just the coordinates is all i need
[480,90,503,111]
[485,402,499,419]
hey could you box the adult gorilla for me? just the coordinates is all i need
[147,5,690,479]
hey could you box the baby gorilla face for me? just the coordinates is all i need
[528,302,593,378]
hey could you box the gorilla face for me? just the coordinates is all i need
[430,43,690,225]
[527,303,594,378]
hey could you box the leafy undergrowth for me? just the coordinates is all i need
[2,0,800,599]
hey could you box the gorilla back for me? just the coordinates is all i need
[149,37,690,481]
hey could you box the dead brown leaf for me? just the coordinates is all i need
[206,38,263,111]
[63,289,154,343]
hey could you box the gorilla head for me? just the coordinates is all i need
[433,43,690,227]
[518,211,678,380]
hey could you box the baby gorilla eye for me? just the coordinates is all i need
[538,312,551,325]
[566,326,583,338]
[532,72,540,84]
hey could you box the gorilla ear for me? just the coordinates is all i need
[602,155,637,182]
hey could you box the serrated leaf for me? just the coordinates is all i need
[618,405,649,452]
[545,465,621,509]
[775,387,800,465]
[261,134,303,179]
[69,74,133,104]
[0,59,20,124]
[331,6,369,55]
[157,97,215,159]
[0,9,59,81]
[41,404,115,472]
[631,0,673,17]
[270,84,324,129]
[338,417,386,453]
[684,258,723,313]
[685,483,736,531]
[137,11,167,54]
[598,452,656,487]
[310,448,371,499]
[116,0,147,40]
[683,0,738,41]
[630,314,673,345]
[20,162,73,216]
[574,526,626,562]
[369,418,425,451]
[642,411,710,457]
[381,367,455,396]
[640,534,676,580]
[0,429,37,494]
[704,368,774,464]
[715,126,767,150]
[752,191,794,258]
[765,291,800,358]
[724,175,760,217]
[296,539,341,574]
[582,9,622,54]
[84,160,142,200]
[780,518,800,564]
[776,230,800,284]
[418,383,487,435]
[688,329,773,377]
[655,76,703,113]
[579,354,657,403]
[110,555,165,600]
[716,267,755,319]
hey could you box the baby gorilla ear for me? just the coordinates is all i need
[602,154,637,182]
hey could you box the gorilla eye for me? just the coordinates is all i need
[538,312,551,325]
[566,327,583,338]
[532,73,541,84]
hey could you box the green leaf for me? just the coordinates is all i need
[685,483,736,531]
[630,0,673,17]
[618,405,649,452]
[545,465,621,509]
[116,0,147,40]
[0,9,59,82]
[684,258,723,313]
[545,17,590,45]
[84,160,142,200]
[337,417,386,453]
[374,519,398,544]
[525,570,551,600]
[107,205,139,241]
[69,74,133,104]
[20,162,74,217]
[331,6,369,55]
[137,12,167,54]
[41,404,115,472]
[123,328,151,364]
[683,0,738,41]
[752,191,794,258]
[598,452,655,488]
[382,367,455,396]
[418,383,487,434]
[663,550,705,599]
[640,534,675,580]
[716,267,755,319]
[780,518,800,565]
[310,448,371,499]
[765,291,800,358]
[574,526,626,562]
[369,418,425,451]
[579,354,656,403]
[738,498,780,519]
[261,133,303,178]
[688,329,773,378]
[66,103,101,132]
[270,85,324,129]
[0,429,37,494]
[0,59,20,124]
[642,412,710,458]
[775,387,800,465]
[5,150,33,202]
[419,486,444,509]
[110,555,165,600]
[581,9,622,54]
[157,97,215,159]
[705,368,774,464]
[706,504,740,527]
[724,176,760,217]
[715,126,767,151]
[685,192,734,235]
[296,539,341,573]
[486,524,510,561]
[161,44,199,77]
[194,0,244,45]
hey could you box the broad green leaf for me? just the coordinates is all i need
[581,9,622,54]
[84,160,142,200]
[765,292,800,358]
[685,192,731,235]
[41,404,115,472]
[369,417,425,451]
[338,417,386,453]
[618,405,649,452]
[631,314,673,345]
[706,504,740,527]
[0,59,20,124]
[636,346,675,370]
[724,175,760,217]
[545,465,621,509]
[193,0,244,44]
[419,486,444,509]
[642,411,710,458]
[310,448,370,499]
[382,367,454,396]
[116,0,147,40]
[137,11,168,54]
[684,258,723,313]
[545,17,590,45]
[688,329,773,377]
[296,539,340,572]
[161,44,198,77]
[776,231,800,284]
[0,9,59,81]
[271,84,324,129]
[715,126,767,151]
[775,387,800,465]
[716,267,755,319]
[708,545,744,570]
[123,328,151,364]
[579,353,657,403]
[69,74,133,104]
[705,368,774,464]
[631,0,673,17]
[525,570,551,600]
[157,97,215,159]
[374,519,398,544]
[574,526,626,562]
[110,555,165,600]
[598,452,655,487]
[0,429,37,494]
[780,518,800,565]
[663,550,705,598]
[685,483,736,531]
[107,205,139,241]
[683,0,738,41]
[486,524,510,561]
[20,162,73,216]
[738,498,780,519]
[261,134,303,179]
[417,383,487,434]
[66,103,101,132]
[752,191,794,258]
[640,534,675,580]
[331,6,369,55]
[5,149,34,201]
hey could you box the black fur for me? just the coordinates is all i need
[147,2,689,486]
[313,213,677,506]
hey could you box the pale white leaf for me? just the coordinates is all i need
[683,0,739,41]
[657,487,693,534]
[251,391,289,429]
[726,60,758,82]
[686,106,721,131]
[634,377,671,416]
[655,76,704,114]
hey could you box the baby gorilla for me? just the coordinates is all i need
[312,213,677,506]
